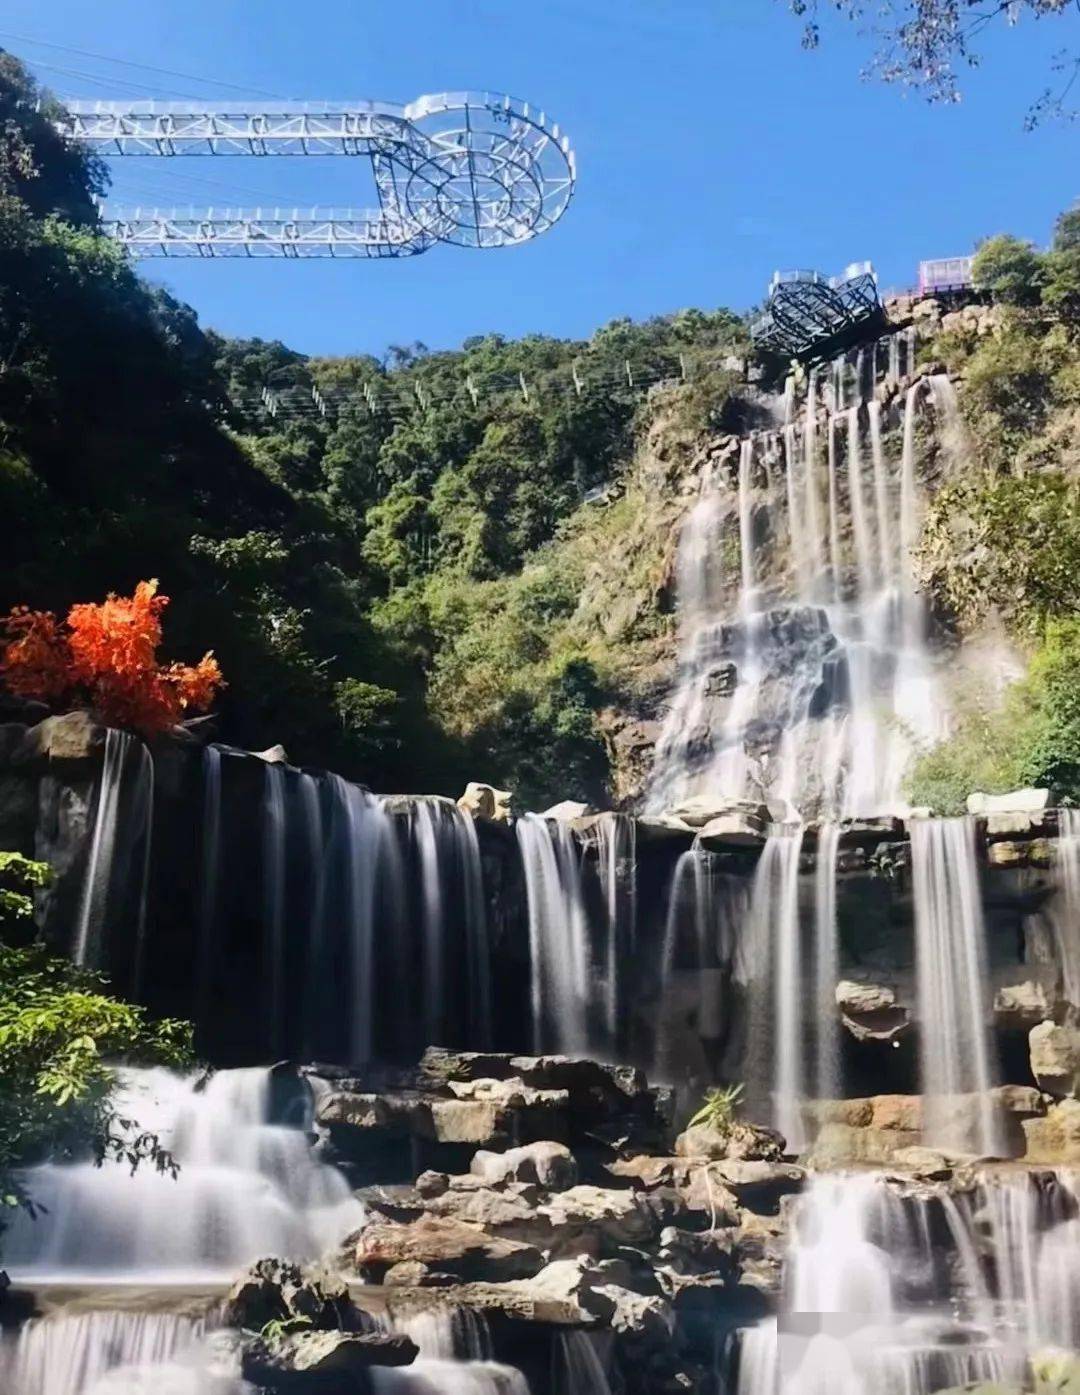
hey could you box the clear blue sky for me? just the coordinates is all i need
[5,1,1077,357]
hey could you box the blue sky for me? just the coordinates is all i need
[5,1,1077,357]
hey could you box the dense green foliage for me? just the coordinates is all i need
[0,850,192,1228]
[0,939,192,1224]
[907,622,1080,813]
[910,206,1080,810]
[0,53,747,804]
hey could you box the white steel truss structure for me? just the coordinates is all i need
[56,91,576,258]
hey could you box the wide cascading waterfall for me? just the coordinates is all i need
[517,812,591,1054]
[194,755,496,1063]
[646,335,947,820]
[735,1168,1080,1395]
[2,1066,363,1282]
[0,1312,245,1395]
[737,1172,1013,1395]
[73,729,154,978]
[910,816,1003,1155]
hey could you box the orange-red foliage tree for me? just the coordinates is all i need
[0,580,224,736]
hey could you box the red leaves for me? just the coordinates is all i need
[0,580,225,735]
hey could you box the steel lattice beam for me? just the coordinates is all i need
[751,265,884,362]
[101,210,434,258]
[55,91,576,259]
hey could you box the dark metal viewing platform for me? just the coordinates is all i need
[751,262,885,363]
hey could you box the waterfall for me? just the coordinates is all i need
[646,331,945,820]
[1049,807,1080,1007]
[2,1066,363,1282]
[654,847,743,1084]
[553,1331,613,1395]
[813,823,841,1104]
[262,762,287,1054]
[196,743,222,1023]
[910,817,1003,1155]
[0,1312,242,1395]
[372,1363,531,1395]
[517,813,590,1054]
[787,1175,897,1315]
[73,729,154,973]
[394,1307,493,1360]
[743,826,807,1147]
[736,1172,1020,1395]
[588,813,637,1047]
[386,797,493,1051]
[740,821,846,1145]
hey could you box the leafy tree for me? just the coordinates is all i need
[0,851,51,936]
[0,50,103,224]
[0,846,192,1232]
[971,235,1046,306]
[0,939,193,1226]
[785,1,1080,123]
[1043,207,1080,319]
[0,581,224,735]
[333,678,400,761]
[921,470,1080,627]
[907,622,1080,809]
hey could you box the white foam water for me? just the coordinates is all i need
[517,812,591,1053]
[1,1312,248,1395]
[910,816,1003,1155]
[647,338,946,821]
[3,1066,363,1283]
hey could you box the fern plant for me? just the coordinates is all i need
[687,1083,745,1134]
[259,1315,314,1347]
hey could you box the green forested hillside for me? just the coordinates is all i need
[0,54,747,804]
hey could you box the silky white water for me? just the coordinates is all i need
[910,816,1003,1155]
[2,1066,363,1282]
[734,1170,1056,1395]
[517,812,591,1053]
[389,796,493,1050]
[1,1312,249,1395]
[647,341,949,819]
[74,729,154,973]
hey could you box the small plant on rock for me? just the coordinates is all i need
[259,1314,314,1346]
[688,1082,745,1135]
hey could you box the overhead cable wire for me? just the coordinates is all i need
[0,29,290,100]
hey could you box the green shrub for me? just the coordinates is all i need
[688,1083,745,1134]
[971,234,1045,306]
[906,621,1080,811]
[0,938,193,1231]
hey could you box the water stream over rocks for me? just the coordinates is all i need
[8,330,1080,1393]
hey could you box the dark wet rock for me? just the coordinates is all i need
[242,1329,418,1388]
[222,1259,362,1332]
